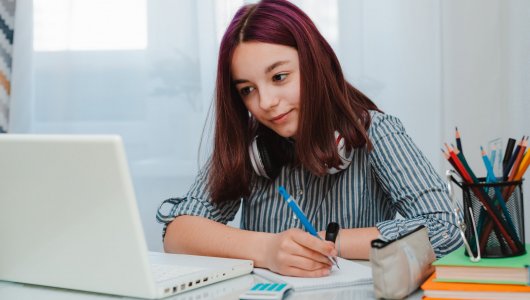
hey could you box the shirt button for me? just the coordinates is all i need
[442,231,449,239]
[298,190,304,196]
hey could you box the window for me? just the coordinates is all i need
[34,0,147,51]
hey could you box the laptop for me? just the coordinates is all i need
[0,134,253,299]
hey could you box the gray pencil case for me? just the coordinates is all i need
[370,226,436,299]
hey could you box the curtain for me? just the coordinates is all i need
[0,0,15,133]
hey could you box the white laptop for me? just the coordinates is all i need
[0,134,253,299]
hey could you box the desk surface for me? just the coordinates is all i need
[0,274,423,300]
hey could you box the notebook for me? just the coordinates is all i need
[433,245,530,285]
[253,257,372,291]
[0,134,253,299]
[422,272,530,300]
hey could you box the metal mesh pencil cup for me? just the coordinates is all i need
[458,178,526,258]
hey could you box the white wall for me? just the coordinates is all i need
[337,0,444,171]
[440,0,530,237]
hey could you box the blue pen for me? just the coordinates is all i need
[278,186,340,269]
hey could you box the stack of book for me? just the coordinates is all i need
[422,245,530,299]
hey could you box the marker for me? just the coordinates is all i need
[278,186,340,269]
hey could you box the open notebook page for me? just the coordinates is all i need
[252,258,372,291]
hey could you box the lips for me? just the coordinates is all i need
[270,110,292,122]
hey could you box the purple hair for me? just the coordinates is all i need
[209,0,380,203]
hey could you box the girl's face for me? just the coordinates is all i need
[231,42,301,138]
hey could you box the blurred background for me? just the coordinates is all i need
[4,0,529,251]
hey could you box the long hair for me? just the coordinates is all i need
[209,0,380,204]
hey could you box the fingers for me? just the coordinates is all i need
[272,251,332,277]
[282,238,332,266]
[280,265,332,278]
[290,229,338,258]
[265,229,338,277]
[287,254,332,272]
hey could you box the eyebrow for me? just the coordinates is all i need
[233,60,290,85]
[265,60,289,74]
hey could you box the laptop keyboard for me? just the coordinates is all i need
[151,264,205,282]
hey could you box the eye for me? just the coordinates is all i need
[272,73,288,82]
[239,86,255,96]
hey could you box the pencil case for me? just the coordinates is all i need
[370,225,435,299]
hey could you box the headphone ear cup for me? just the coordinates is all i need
[250,132,349,177]
[249,135,283,180]
[249,136,266,178]
[328,131,353,174]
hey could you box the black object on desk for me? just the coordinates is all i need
[325,222,340,243]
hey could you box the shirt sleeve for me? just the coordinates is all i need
[155,162,242,239]
[368,113,463,257]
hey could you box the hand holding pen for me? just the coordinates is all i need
[278,186,340,270]
[262,228,338,277]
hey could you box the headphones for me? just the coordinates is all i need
[248,131,353,180]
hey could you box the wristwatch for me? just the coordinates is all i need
[325,222,340,243]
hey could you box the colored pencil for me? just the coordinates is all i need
[489,145,497,173]
[456,127,463,153]
[514,149,530,180]
[507,137,527,182]
[501,137,529,201]
[443,143,521,253]
[503,137,524,180]
[453,145,479,183]
[502,138,516,175]
[443,134,529,255]
[479,138,527,254]
[480,146,518,251]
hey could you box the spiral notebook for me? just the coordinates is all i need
[252,258,373,291]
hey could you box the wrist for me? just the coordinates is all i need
[253,232,275,268]
[337,229,342,257]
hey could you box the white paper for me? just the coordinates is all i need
[252,258,373,291]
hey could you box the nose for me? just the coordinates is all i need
[258,87,280,111]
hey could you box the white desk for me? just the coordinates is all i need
[0,274,423,300]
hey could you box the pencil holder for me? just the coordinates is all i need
[458,178,526,258]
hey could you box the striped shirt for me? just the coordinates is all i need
[157,111,462,257]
